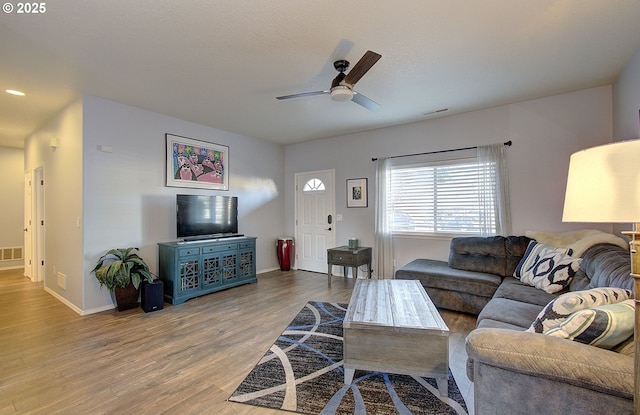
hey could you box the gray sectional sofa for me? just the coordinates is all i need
[395,235,634,415]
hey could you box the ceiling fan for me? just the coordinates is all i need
[276,50,382,111]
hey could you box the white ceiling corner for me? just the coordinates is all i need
[1,0,640,148]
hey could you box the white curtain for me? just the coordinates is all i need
[374,157,394,279]
[477,143,512,236]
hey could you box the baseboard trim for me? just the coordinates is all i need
[45,268,304,315]
[257,267,280,274]
[0,265,25,271]
[81,304,116,316]
[44,286,115,316]
[44,286,84,315]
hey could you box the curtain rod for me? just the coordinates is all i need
[371,140,512,161]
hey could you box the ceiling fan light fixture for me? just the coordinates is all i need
[276,51,380,110]
[330,86,353,102]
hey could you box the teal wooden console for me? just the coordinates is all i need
[158,236,257,305]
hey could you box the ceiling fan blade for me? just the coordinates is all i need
[276,90,328,100]
[343,50,381,87]
[352,91,380,111]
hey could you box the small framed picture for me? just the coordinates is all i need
[346,178,368,208]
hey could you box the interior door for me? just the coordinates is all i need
[295,170,335,273]
[23,171,32,279]
[33,167,45,283]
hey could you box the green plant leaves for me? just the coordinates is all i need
[92,247,154,290]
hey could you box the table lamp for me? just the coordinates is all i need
[562,139,640,413]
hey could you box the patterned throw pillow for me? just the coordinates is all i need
[514,241,581,294]
[545,300,635,349]
[527,287,633,333]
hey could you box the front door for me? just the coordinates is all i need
[295,170,335,273]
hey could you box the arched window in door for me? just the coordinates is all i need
[303,178,325,192]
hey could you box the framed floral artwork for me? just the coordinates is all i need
[347,178,368,208]
[166,134,229,190]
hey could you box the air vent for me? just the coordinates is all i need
[1,247,24,261]
[423,108,449,116]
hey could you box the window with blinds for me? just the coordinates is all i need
[387,157,497,235]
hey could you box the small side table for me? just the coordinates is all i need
[327,246,372,286]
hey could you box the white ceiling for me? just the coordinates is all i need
[2,1,640,149]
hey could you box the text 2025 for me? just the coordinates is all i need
[17,3,46,13]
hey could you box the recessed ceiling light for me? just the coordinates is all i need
[6,89,26,96]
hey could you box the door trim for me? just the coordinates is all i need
[24,166,45,282]
[294,169,336,272]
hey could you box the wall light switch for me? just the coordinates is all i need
[336,214,343,221]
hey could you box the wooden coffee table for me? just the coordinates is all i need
[342,279,450,396]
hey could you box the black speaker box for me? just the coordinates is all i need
[141,280,164,313]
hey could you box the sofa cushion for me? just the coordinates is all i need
[448,235,532,277]
[476,318,527,331]
[568,267,590,292]
[448,236,506,276]
[505,235,533,276]
[514,241,582,294]
[466,328,635,402]
[527,287,633,334]
[477,298,544,329]
[493,277,559,306]
[614,336,635,357]
[581,243,633,290]
[545,300,634,349]
[421,286,492,315]
[395,258,501,297]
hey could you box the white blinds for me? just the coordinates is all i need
[387,158,497,235]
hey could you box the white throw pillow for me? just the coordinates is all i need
[527,287,633,333]
[514,241,581,294]
[545,300,635,349]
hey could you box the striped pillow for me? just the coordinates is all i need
[527,287,633,333]
[544,300,635,349]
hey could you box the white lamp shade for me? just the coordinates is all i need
[563,139,640,223]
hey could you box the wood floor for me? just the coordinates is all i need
[0,268,476,415]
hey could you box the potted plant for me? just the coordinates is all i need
[92,247,154,311]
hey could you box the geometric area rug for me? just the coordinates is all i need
[229,301,468,415]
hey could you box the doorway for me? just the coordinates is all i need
[24,166,44,283]
[295,170,335,273]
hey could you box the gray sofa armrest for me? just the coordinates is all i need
[466,328,633,398]
[466,328,633,415]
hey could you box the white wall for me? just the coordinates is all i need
[82,96,285,313]
[612,46,640,237]
[24,95,284,314]
[284,86,613,271]
[25,99,84,308]
[0,147,25,270]
[613,47,640,141]
[23,77,627,313]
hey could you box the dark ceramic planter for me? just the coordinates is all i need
[113,282,139,311]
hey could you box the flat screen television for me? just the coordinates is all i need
[177,194,239,240]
